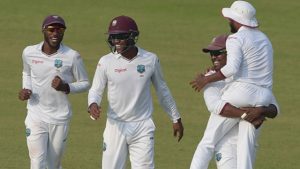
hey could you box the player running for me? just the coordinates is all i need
[19,15,90,169]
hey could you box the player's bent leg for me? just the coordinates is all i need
[47,123,69,169]
[128,118,155,169]
[102,118,128,169]
[190,114,239,169]
[222,82,273,108]
[25,115,48,169]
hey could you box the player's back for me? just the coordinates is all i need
[237,27,273,88]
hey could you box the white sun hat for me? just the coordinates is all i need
[222,1,258,27]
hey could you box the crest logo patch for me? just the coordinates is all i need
[54,59,63,69]
[137,65,145,74]
[26,128,31,137]
[103,142,107,151]
[215,152,222,161]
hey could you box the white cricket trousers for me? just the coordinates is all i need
[25,115,69,169]
[190,81,272,169]
[215,124,238,169]
[190,114,239,169]
[222,82,270,169]
[102,118,155,169]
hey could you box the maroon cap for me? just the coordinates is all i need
[42,15,66,29]
[202,35,228,53]
[107,15,139,35]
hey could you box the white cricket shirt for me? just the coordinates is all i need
[88,47,180,122]
[22,42,90,124]
[221,26,273,88]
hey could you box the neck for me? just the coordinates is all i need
[42,42,60,55]
[121,46,138,60]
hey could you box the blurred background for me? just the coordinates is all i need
[0,0,299,168]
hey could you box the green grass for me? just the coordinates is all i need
[1,0,299,168]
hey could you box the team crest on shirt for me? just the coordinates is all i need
[26,128,31,137]
[54,59,63,69]
[103,142,107,151]
[215,152,222,161]
[137,65,145,74]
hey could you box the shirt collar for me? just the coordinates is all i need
[38,41,64,54]
[239,26,257,32]
[113,46,141,60]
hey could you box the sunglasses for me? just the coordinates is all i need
[45,26,65,34]
[110,33,130,40]
[209,49,227,56]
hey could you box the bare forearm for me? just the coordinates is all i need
[220,103,245,118]
[205,71,226,84]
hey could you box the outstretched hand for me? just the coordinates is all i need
[190,73,207,92]
[173,118,184,142]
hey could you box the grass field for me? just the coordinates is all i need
[1,0,299,168]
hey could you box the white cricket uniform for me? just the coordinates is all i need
[22,42,89,169]
[190,74,279,169]
[213,26,273,169]
[88,47,181,169]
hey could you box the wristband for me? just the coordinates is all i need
[173,118,181,123]
[241,113,247,119]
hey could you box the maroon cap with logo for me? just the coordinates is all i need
[42,15,66,29]
[107,15,139,35]
[202,35,228,53]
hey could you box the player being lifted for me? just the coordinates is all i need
[190,1,277,169]
[88,15,184,169]
[190,35,279,169]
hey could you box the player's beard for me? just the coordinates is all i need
[229,22,238,33]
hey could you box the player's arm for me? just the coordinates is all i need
[69,54,90,93]
[151,56,184,142]
[51,54,89,94]
[220,103,278,118]
[87,58,107,120]
[51,76,71,94]
[19,48,32,101]
[190,71,226,92]
[190,37,243,92]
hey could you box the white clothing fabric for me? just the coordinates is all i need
[88,47,181,168]
[22,42,90,125]
[221,26,273,89]
[102,118,155,169]
[25,115,69,169]
[215,124,238,169]
[22,42,89,169]
[88,47,180,122]
[190,80,279,169]
[190,112,239,169]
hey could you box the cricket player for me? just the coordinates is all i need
[190,35,279,169]
[88,15,184,169]
[190,1,276,168]
[19,15,90,169]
